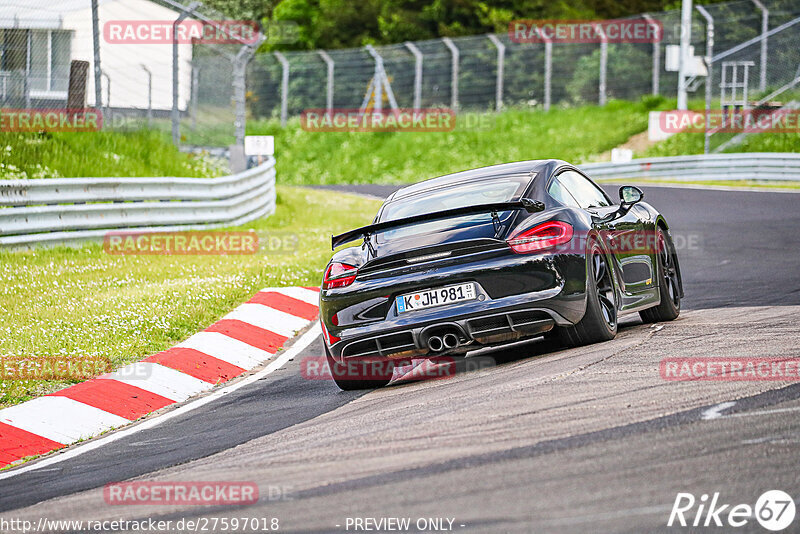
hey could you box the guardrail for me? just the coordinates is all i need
[580,153,800,182]
[0,157,276,247]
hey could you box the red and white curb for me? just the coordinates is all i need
[0,286,320,469]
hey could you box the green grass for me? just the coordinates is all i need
[722,132,800,153]
[0,186,381,408]
[247,100,657,185]
[0,130,225,179]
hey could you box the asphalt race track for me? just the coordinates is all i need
[2,185,799,533]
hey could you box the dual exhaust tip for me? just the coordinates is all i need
[427,332,460,352]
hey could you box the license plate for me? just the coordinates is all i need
[396,283,476,313]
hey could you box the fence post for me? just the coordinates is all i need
[172,2,199,145]
[91,0,102,112]
[364,45,399,112]
[544,40,552,111]
[366,45,382,112]
[596,24,608,106]
[404,42,423,109]
[232,48,250,146]
[750,0,769,92]
[374,53,383,113]
[23,66,31,108]
[190,63,198,131]
[317,50,334,112]
[101,70,110,120]
[141,64,152,128]
[487,34,505,111]
[696,5,714,154]
[643,14,660,95]
[677,0,693,110]
[442,37,459,110]
[274,52,289,127]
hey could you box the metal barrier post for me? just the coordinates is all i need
[190,63,198,131]
[596,24,608,106]
[233,49,248,146]
[750,0,769,92]
[544,40,552,111]
[318,50,335,112]
[274,52,289,127]
[172,2,199,145]
[141,64,152,128]
[643,14,660,95]
[487,34,505,111]
[696,5,714,154]
[442,38,459,110]
[232,33,266,145]
[91,0,102,112]
[677,0,694,110]
[364,45,399,113]
[101,70,110,120]
[404,42,423,110]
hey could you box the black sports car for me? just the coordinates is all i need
[320,160,683,390]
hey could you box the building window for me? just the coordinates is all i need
[51,31,71,92]
[0,29,27,70]
[0,29,72,94]
[29,30,72,93]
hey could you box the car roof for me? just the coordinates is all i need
[385,159,566,203]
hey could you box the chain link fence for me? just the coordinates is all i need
[247,0,800,127]
[0,0,798,152]
[702,2,800,151]
[0,0,262,153]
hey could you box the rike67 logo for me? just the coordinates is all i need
[668,491,796,531]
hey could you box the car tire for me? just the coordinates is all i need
[640,228,681,323]
[559,243,618,347]
[325,345,393,390]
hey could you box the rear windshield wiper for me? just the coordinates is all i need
[331,198,545,250]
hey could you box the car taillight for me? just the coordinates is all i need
[507,221,574,254]
[322,262,358,289]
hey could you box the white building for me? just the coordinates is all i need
[0,0,192,111]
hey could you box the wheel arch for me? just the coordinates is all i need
[580,229,622,317]
[655,216,685,299]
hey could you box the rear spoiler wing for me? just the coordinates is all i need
[331,198,545,250]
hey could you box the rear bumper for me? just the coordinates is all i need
[326,288,585,364]
[321,249,589,363]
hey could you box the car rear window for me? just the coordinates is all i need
[381,176,530,222]
[376,175,531,241]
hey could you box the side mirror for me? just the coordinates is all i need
[619,186,644,208]
[594,186,645,225]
